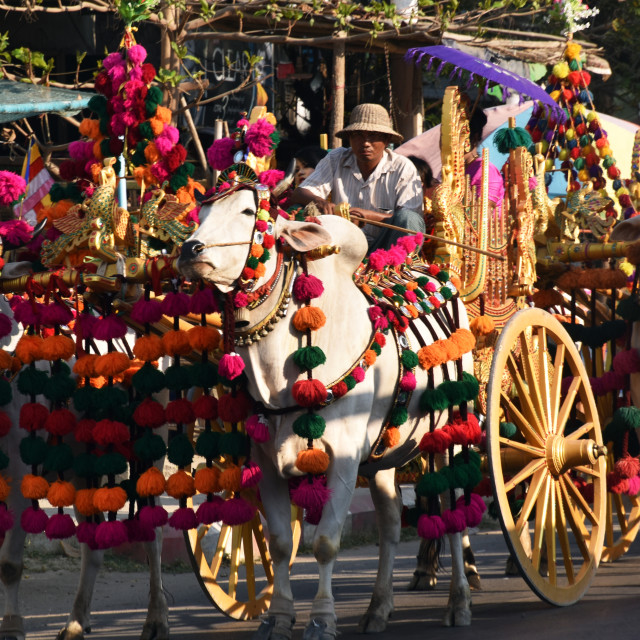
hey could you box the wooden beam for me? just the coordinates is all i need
[331,31,346,150]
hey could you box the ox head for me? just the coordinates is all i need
[177,187,332,291]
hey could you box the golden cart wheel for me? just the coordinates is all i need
[486,307,607,606]
[185,499,302,620]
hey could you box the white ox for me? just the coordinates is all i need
[0,266,169,640]
[178,188,475,638]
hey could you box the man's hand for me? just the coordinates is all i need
[350,208,393,225]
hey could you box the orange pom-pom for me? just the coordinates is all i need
[10,356,22,373]
[22,474,49,500]
[93,486,128,512]
[219,464,242,493]
[254,262,266,278]
[194,466,221,494]
[136,467,166,497]
[162,330,192,357]
[0,475,9,502]
[469,315,495,337]
[250,244,264,258]
[406,281,418,290]
[451,328,476,353]
[41,335,75,361]
[450,275,462,289]
[441,338,461,361]
[155,106,172,124]
[73,354,98,378]
[16,335,44,364]
[364,349,377,366]
[383,426,400,448]
[93,352,131,377]
[47,480,76,508]
[79,118,101,140]
[406,304,419,319]
[296,447,330,474]
[144,142,161,164]
[149,117,165,136]
[418,343,446,370]
[187,326,220,352]
[75,488,99,517]
[292,306,326,332]
[0,351,13,370]
[133,334,165,361]
[166,470,196,499]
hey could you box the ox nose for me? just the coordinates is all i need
[180,240,205,262]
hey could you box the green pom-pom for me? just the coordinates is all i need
[261,249,271,262]
[88,95,107,116]
[614,406,640,430]
[417,276,429,287]
[371,342,382,356]
[132,363,166,395]
[270,130,280,148]
[195,429,220,459]
[393,284,407,295]
[184,162,195,177]
[99,117,109,136]
[169,175,189,193]
[440,286,453,300]
[401,350,419,369]
[344,376,357,391]
[493,127,533,154]
[439,380,465,405]
[0,378,12,406]
[437,270,449,282]
[419,388,449,413]
[100,139,111,160]
[603,155,614,169]
[20,435,48,465]
[73,452,97,477]
[43,373,76,402]
[73,386,96,413]
[94,386,128,412]
[18,367,48,396]
[439,465,468,489]
[65,184,83,203]
[292,413,326,439]
[500,421,517,438]
[465,463,483,489]
[148,86,163,104]
[0,449,8,471]
[292,346,327,371]
[569,59,580,71]
[49,183,66,203]
[416,471,450,497]
[189,362,218,388]
[487,500,499,519]
[95,452,128,476]
[247,256,259,269]
[219,431,249,457]
[414,288,425,299]
[390,406,408,427]
[139,121,154,140]
[164,365,192,392]
[462,372,480,401]
[167,433,194,467]
[134,431,167,462]
[43,443,74,473]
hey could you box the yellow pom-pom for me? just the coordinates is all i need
[540,140,549,153]
[545,158,554,172]
[552,62,569,79]
[565,128,575,141]
[564,42,582,61]
[578,169,590,183]
[619,261,634,277]
[559,149,569,161]
[572,103,586,116]
[617,187,630,197]
[549,90,561,101]
[587,111,597,122]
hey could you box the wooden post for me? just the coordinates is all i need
[390,53,423,142]
[213,119,224,184]
[330,31,347,150]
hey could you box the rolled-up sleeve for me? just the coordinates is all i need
[394,162,423,214]
[298,153,335,199]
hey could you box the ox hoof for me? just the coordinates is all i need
[407,570,437,591]
[0,614,25,640]
[140,620,170,640]
[443,585,471,628]
[466,571,482,591]
[357,612,390,634]
[252,616,295,640]
[303,619,337,640]
[56,621,86,640]
[442,607,472,627]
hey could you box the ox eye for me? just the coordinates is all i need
[241,207,255,216]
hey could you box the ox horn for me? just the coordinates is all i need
[271,158,296,198]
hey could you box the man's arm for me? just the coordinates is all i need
[288,187,336,215]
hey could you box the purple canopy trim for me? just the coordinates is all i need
[406,45,563,118]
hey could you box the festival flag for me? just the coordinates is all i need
[13,140,54,225]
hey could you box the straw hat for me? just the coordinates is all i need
[336,104,403,145]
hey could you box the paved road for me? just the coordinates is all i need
[13,526,640,640]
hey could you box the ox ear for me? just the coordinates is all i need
[276,217,333,253]
[611,217,640,242]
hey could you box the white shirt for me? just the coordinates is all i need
[300,147,423,244]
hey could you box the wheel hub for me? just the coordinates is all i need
[544,434,607,477]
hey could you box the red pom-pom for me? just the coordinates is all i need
[615,455,640,479]
[217,391,251,423]
[93,419,130,446]
[331,381,348,399]
[165,398,195,425]
[193,395,218,421]
[44,408,77,437]
[0,411,11,438]
[419,430,453,454]
[292,379,326,407]
[19,403,49,432]
[134,398,166,429]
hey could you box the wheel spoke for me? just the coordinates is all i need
[516,468,547,533]
[519,331,549,434]
[507,354,547,438]
[252,516,273,581]
[613,492,629,535]
[554,481,576,584]
[500,390,545,448]
[545,477,557,586]
[228,526,243,599]
[532,475,552,572]
[537,327,553,434]
[558,476,591,563]
[211,525,232,579]
[549,342,566,428]
[556,377,582,436]
[573,464,601,478]
[498,437,544,457]
[560,474,599,527]
[504,458,547,494]
[242,522,256,602]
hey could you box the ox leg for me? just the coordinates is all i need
[462,532,481,591]
[57,544,105,640]
[252,449,296,640]
[0,523,27,640]
[407,537,440,592]
[357,468,401,634]
[140,529,169,640]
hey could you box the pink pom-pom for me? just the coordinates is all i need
[131,298,163,324]
[127,44,147,65]
[138,505,168,529]
[76,521,98,549]
[627,475,640,496]
[21,507,48,534]
[442,508,467,534]
[154,137,172,157]
[74,313,98,340]
[405,290,417,303]
[189,288,218,315]
[45,513,77,540]
[395,235,420,254]
[456,494,486,528]
[219,496,256,526]
[241,461,263,488]
[290,476,331,513]
[368,249,388,271]
[234,292,248,308]
[386,245,407,267]
[293,274,324,302]
[206,137,236,171]
[168,507,198,531]
[400,371,417,391]
[150,162,169,183]
[94,520,128,549]
[196,496,224,525]
[560,376,573,396]
[246,414,270,443]
[255,220,268,232]
[613,349,640,375]
[424,281,437,293]
[245,118,275,158]
[160,291,191,317]
[162,126,179,144]
[529,176,538,191]
[615,455,640,479]
[103,51,124,70]
[125,517,155,543]
[351,366,365,383]
[417,514,446,540]
[0,504,14,534]
[0,314,12,339]
[12,299,42,325]
[258,169,285,189]
[93,314,127,341]
[0,171,26,206]
[218,353,245,380]
[40,302,73,327]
